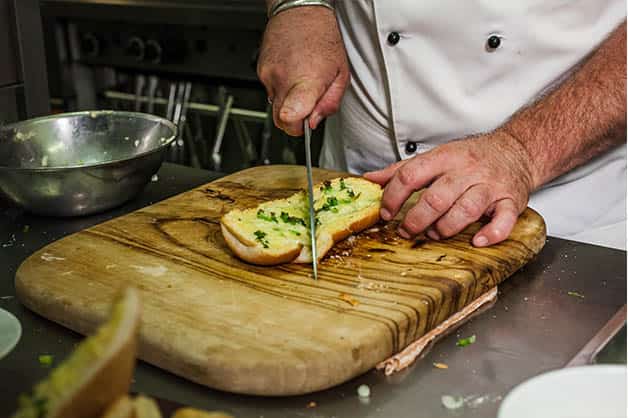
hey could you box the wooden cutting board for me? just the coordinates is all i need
[15,165,546,396]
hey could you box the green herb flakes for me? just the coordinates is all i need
[254,230,269,248]
[38,354,54,366]
[257,209,278,223]
[318,196,339,213]
[456,335,476,347]
[280,211,306,227]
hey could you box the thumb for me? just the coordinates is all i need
[279,80,325,124]
[310,70,349,128]
[363,160,406,185]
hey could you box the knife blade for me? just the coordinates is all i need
[304,118,318,280]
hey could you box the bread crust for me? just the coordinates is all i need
[50,288,141,418]
[221,223,302,266]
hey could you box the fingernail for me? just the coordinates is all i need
[426,229,440,241]
[398,228,411,239]
[475,235,489,247]
[380,208,392,220]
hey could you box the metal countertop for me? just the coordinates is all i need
[0,163,625,418]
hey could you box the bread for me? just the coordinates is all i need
[171,408,233,418]
[132,395,162,418]
[100,396,134,418]
[221,177,382,266]
[12,288,141,418]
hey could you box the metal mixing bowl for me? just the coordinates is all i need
[0,111,177,216]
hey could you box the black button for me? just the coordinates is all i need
[487,35,501,50]
[387,31,401,45]
[405,141,418,154]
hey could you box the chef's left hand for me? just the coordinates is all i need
[364,132,536,247]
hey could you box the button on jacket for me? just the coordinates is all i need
[320,0,626,248]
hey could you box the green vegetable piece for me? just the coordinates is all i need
[254,230,270,248]
[456,335,476,347]
[322,180,333,192]
[290,230,301,236]
[32,396,48,417]
[339,178,347,190]
[257,209,278,223]
[318,196,340,213]
[280,211,306,227]
[567,291,585,299]
[38,355,54,366]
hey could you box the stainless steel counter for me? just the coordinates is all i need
[0,163,625,418]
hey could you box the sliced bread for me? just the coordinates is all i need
[221,177,382,266]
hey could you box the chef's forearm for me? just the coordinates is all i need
[502,21,626,191]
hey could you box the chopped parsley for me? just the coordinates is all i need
[318,196,339,213]
[30,395,48,418]
[456,335,476,347]
[280,211,306,227]
[320,180,333,193]
[257,209,278,223]
[38,354,54,366]
[339,178,347,190]
[254,230,269,248]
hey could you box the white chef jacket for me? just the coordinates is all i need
[320,0,627,249]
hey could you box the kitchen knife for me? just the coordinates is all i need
[304,118,318,280]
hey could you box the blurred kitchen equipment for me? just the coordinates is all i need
[39,0,325,173]
[0,308,21,360]
[0,110,176,216]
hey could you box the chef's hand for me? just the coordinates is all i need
[364,132,536,247]
[257,6,349,136]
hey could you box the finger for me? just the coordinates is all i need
[309,69,350,129]
[432,184,492,238]
[271,91,287,133]
[473,198,519,247]
[363,159,406,186]
[398,174,476,238]
[379,154,444,221]
[279,80,327,136]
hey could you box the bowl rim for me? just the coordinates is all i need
[0,110,178,172]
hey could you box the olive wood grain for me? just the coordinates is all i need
[15,165,546,396]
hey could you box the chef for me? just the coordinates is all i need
[259,0,627,249]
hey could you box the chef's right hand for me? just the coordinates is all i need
[257,6,350,136]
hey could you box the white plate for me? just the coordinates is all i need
[498,365,627,418]
[0,308,21,359]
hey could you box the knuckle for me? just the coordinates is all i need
[491,227,509,242]
[434,217,458,238]
[401,217,422,235]
[434,223,453,238]
[456,197,484,219]
[422,190,449,214]
[397,167,416,187]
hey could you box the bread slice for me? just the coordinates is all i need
[100,396,134,418]
[12,287,141,418]
[221,177,382,266]
[171,408,233,418]
[132,395,162,418]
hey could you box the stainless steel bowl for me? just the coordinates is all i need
[0,111,177,216]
